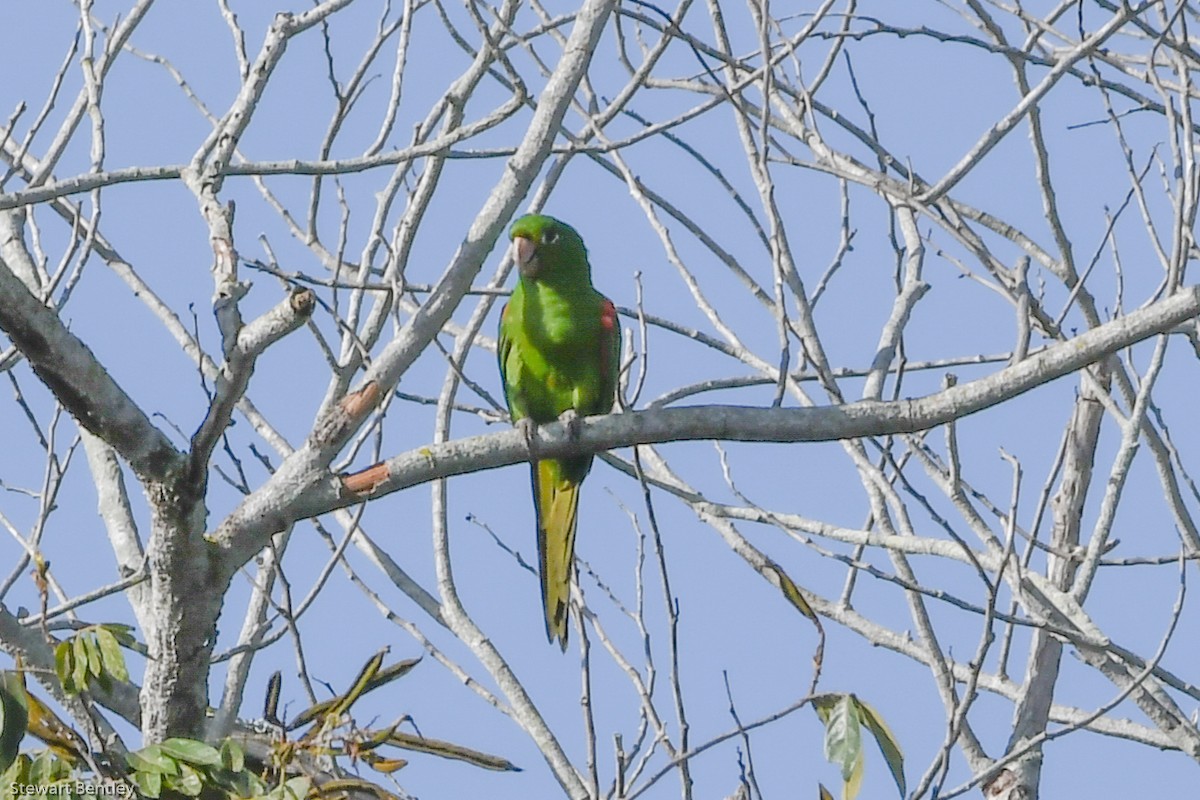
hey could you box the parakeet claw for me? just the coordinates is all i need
[517,417,539,457]
[559,409,582,441]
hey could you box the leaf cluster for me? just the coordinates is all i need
[54,624,133,694]
[125,737,304,800]
[814,693,905,800]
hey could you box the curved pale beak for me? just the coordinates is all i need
[513,235,539,278]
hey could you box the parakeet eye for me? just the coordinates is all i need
[544,229,560,244]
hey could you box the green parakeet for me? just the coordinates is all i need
[498,213,621,649]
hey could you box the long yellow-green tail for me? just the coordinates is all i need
[533,459,581,650]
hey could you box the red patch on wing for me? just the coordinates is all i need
[600,299,616,331]
[598,299,617,406]
[501,302,510,320]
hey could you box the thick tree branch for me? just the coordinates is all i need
[0,252,184,482]
[211,284,1200,557]
[362,286,1197,492]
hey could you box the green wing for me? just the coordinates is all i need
[497,301,521,421]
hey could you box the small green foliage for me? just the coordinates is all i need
[0,751,80,800]
[158,737,222,767]
[856,697,906,797]
[164,762,204,797]
[266,776,311,800]
[813,693,905,800]
[0,672,29,774]
[816,693,864,800]
[126,744,181,776]
[55,625,133,696]
[219,738,245,773]
[95,628,130,683]
[69,638,87,693]
[128,768,162,799]
[126,738,270,799]
[54,643,72,691]
[20,650,500,800]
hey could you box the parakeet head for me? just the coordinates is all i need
[510,214,589,284]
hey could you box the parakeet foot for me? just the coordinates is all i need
[517,417,539,457]
[559,408,582,441]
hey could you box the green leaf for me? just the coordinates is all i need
[129,768,163,798]
[220,737,245,773]
[82,633,103,679]
[126,745,179,775]
[227,767,265,797]
[0,672,28,774]
[1,753,32,785]
[812,693,837,723]
[158,737,221,767]
[70,638,89,693]
[164,762,204,796]
[817,693,863,800]
[28,751,55,787]
[268,776,311,800]
[95,627,129,683]
[98,623,137,648]
[845,744,864,800]
[54,642,74,692]
[853,696,905,798]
